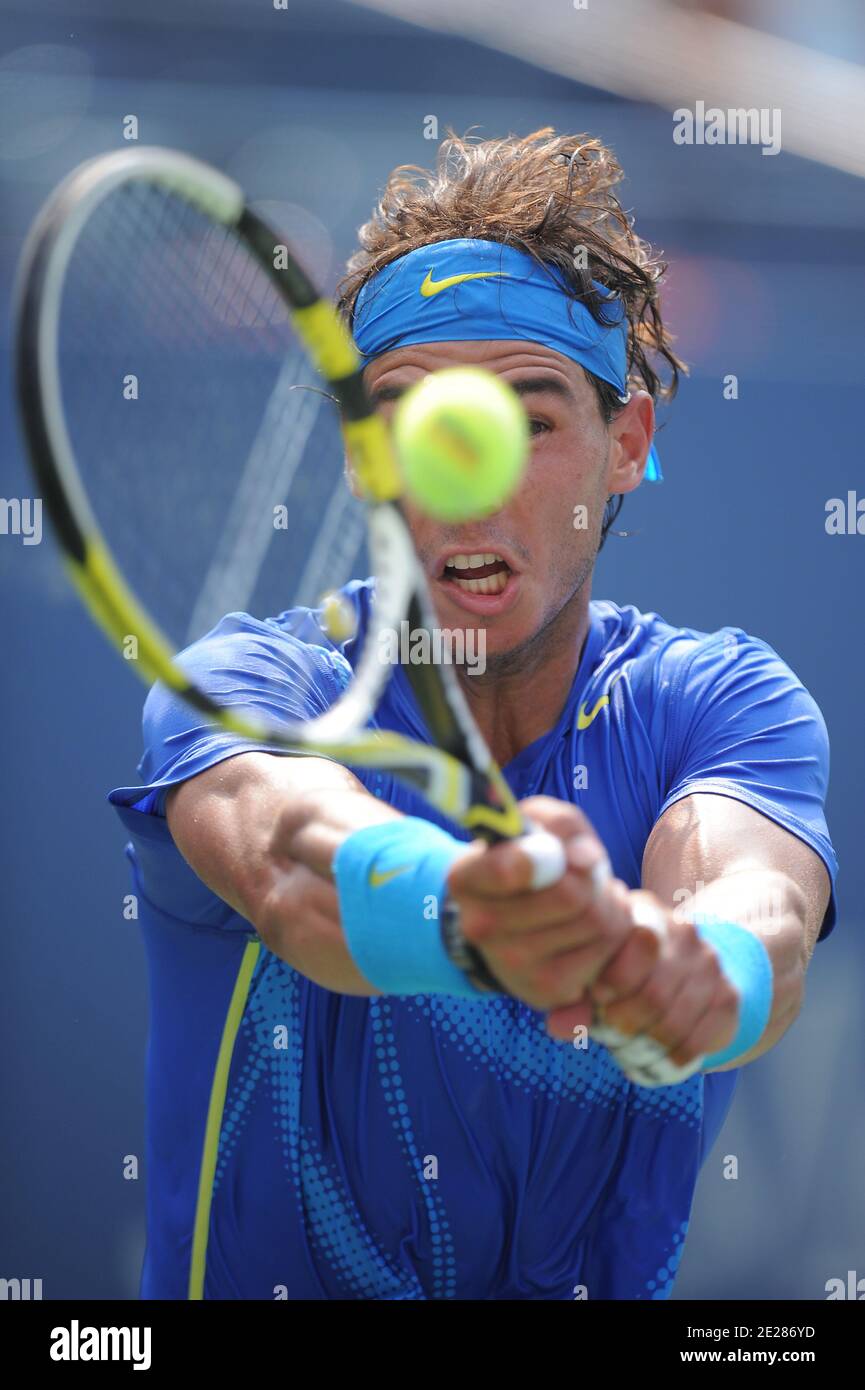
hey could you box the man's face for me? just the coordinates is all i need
[363,339,650,668]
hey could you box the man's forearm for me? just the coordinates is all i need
[269,767,402,878]
[257,764,405,992]
[685,868,811,1067]
[167,752,401,994]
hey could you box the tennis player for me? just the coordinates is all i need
[109,129,836,1300]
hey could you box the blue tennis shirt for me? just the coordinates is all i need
[109,586,837,1300]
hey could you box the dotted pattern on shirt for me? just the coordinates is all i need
[370,997,457,1299]
[643,1220,690,1299]
[402,994,703,1126]
[215,949,424,1299]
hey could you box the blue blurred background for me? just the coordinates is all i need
[1,0,863,1300]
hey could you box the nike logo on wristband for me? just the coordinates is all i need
[369,865,411,888]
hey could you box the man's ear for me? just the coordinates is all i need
[607,391,656,495]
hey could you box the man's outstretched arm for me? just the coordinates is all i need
[640,792,830,1067]
[544,793,831,1070]
[165,753,641,1007]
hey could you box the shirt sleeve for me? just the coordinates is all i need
[109,612,353,815]
[656,628,838,937]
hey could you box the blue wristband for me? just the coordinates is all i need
[696,918,774,1068]
[333,818,481,998]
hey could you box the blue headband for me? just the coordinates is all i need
[352,238,661,482]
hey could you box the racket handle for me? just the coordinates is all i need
[590,1021,704,1086]
[438,828,565,992]
[515,827,567,890]
[518,823,612,895]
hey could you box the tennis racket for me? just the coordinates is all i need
[15,148,525,833]
[15,146,694,1083]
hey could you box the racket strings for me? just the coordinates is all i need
[19,150,517,840]
[56,181,365,656]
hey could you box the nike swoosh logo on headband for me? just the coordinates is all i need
[419,269,508,298]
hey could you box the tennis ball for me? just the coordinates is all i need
[392,367,528,522]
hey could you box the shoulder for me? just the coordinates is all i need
[590,598,750,674]
[587,600,819,720]
[112,582,378,810]
[152,579,378,718]
[179,579,376,679]
[582,600,831,800]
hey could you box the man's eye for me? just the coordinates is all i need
[528,418,551,437]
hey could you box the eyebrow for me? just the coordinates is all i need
[368,375,576,407]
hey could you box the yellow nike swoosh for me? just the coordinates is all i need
[419,269,507,298]
[369,865,412,889]
[578,669,625,730]
[577,695,610,730]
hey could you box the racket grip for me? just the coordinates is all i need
[438,829,565,993]
[592,1025,705,1087]
[516,827,567,890]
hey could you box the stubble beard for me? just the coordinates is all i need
[459,543,596,689]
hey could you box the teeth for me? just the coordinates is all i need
[450,571,508,595]
[446,552,505,571]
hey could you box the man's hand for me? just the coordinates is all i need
[449,795,740,1074]
[545,896,740,1071]
[447,797,644,1012]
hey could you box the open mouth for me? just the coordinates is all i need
[440,551,512,596]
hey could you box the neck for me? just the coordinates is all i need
[453,586,591,768]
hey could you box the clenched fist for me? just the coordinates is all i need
[446,797,739,1082]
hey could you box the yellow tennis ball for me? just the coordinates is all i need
[393,367,528,521]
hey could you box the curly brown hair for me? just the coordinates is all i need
[337,127,685,540]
